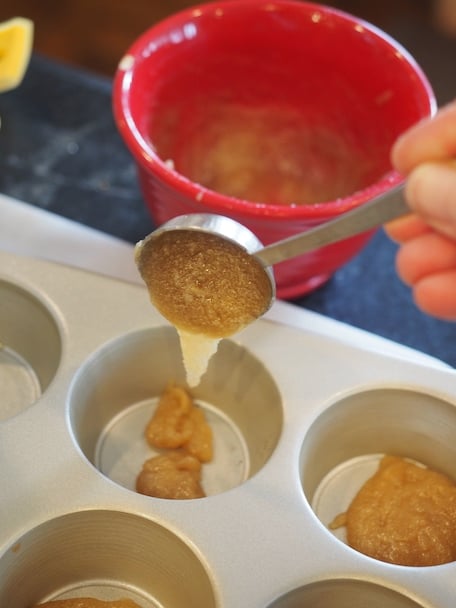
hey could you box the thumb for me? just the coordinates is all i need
[406,162,456,240]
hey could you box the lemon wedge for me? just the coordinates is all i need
[0,17,33,93]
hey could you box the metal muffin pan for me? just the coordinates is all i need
[1,249,455,608]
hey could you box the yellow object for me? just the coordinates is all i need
[0,17,33,93]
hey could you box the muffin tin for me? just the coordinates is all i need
[1,248,455,608]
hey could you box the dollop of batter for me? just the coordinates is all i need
[136,385,213,499]
[145,384,212,462]
[330,455,456,566]
[135,229,272,386]
[136,450,205,499]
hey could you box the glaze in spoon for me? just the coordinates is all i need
[135,184,409,385]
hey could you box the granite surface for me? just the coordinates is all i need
[0,13,455,368]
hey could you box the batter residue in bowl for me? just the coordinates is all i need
[158,103,375,206]
[330,455,456,566]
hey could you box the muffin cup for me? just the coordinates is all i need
[301,387,456,558]
[0,278,61,420]
[0,510,217,607]
[1,249,456,608]
[68,326,283,496]
[266,579,429,608]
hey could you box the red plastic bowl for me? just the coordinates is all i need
[113,0,435,298]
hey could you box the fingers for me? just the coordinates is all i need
[384,162,456,243]
[388,100,456,321]
[394,231,456,321]
[405,162,456,240]
[413,270,456,321]
[392,99,456,174]
[395,231,456,286]
[384,214,431,244]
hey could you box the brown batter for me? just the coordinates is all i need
[158,102,374,205]
[145,384,213,462]
[136,385,212,499]
[135,229,272,338]
[330,455,456,566]
[35,599,141,608]
[136,450,205,499]
[135,227,272,386]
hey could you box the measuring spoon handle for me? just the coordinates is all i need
[256,184,409,267]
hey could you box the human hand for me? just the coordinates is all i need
[385,100,456,320]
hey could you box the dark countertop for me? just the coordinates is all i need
[1,12,455,369]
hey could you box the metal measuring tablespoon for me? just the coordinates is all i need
[135,184,409,385]
[136,183,408,316]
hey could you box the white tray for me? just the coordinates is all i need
[1,194,455,608]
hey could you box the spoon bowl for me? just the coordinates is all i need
[140,212,276,304]
[137,183,410,312]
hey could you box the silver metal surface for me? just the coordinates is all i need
[0,250,455,608]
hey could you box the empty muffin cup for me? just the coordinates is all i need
[300,387,456,559]
[0,509,217,607]
[0,279,62,420]
[266,578,428,608]
[68,326,283,496]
